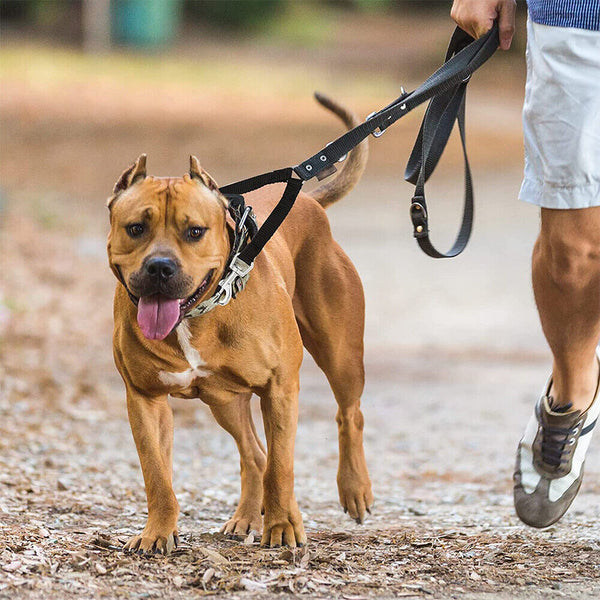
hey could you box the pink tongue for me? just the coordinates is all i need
[137,295,181,340]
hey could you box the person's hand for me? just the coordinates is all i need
[450,0,516,50]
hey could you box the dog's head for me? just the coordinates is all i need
[107,155,230,340]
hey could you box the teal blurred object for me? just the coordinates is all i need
[112,0,180,47]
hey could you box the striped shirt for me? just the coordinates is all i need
[527,0,600,31]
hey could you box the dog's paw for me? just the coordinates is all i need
[123,530,178,556]
[338,475,374,525]
[262,510,306,548]
[220,515,262,538]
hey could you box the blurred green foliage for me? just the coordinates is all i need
[0,0,449,29]
[1,0,486,47]
[184,0,286,30]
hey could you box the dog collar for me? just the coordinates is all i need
[185,254,253,318]
[185,196,257,319]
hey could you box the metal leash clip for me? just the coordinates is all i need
[214,255,254,307]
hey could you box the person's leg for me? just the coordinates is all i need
[514,17,600,527]
[514,207,600,528]
[532,206,600,411]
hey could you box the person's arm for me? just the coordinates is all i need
[450,0,516,50]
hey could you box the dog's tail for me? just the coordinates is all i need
[309,92,368,209]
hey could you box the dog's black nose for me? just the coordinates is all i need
[145,257,177,280]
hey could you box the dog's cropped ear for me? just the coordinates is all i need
[113,154,147,195]
[189,155,228,209]
[107,154,147,210]
[189,155,219,191]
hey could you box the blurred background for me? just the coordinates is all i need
[5,3,596,597]
[0,0,536,412]
[0,0,535,405]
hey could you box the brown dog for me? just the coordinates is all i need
[107,95,373,554]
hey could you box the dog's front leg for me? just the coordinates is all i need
[123,390,179,555]
[259,380,307,548]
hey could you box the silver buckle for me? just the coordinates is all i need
[366,111,387,138]
[367,88,407,138]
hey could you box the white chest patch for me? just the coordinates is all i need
[159,321,211,387]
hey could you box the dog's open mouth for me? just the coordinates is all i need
[136,270,214,340]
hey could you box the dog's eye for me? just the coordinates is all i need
[186,226,207,241]
[126,223,145,238]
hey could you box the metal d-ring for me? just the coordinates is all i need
[236,206,252,233]
[366,111,397,138]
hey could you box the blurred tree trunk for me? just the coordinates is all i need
[83,0,111,53]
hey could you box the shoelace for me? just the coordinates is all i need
[539,401,580,469]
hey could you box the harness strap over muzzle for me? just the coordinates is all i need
[216,23,499,264]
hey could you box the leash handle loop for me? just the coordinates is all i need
[403,23,498,258]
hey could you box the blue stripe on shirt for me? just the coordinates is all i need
[527,0,600,30]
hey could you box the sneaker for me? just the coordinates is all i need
[513,347,600,528]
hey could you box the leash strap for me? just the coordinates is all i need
[219,23,499,263]
[296,23,498,258]
[220,167,304,265]
[187,171,302,317]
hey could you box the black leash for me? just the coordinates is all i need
[219,23,499,261]
[220,168,303,266]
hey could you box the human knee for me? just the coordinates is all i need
[539,228,600,291]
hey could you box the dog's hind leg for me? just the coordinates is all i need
[293,249,373,524]
[210,393,266,537]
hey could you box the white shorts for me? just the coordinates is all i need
[519,19,600,209]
